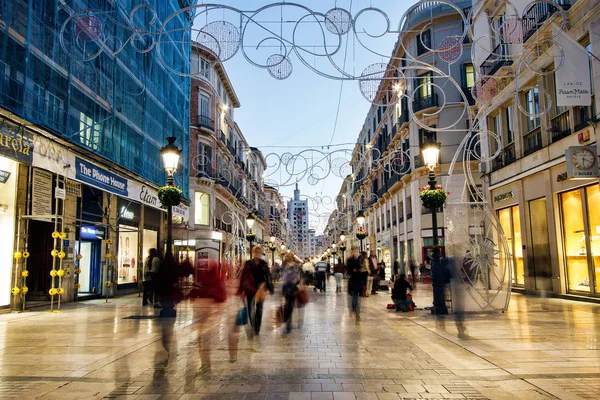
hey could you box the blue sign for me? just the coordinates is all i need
[81,225,106,240]
[75,157,128,196]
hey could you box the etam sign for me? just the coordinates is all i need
[129,181,163,211]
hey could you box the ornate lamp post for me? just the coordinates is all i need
[421,136,447,315]
[355,210,367,252]
[269,236,277,267]
[160,137,181,257]
[331,243,337,264]
[339,233,347,264]
[246,212,256,259]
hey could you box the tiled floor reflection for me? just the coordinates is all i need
[0,283,599,399]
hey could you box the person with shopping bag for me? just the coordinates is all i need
[237,245,274,336]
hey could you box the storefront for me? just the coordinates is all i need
[117,198,141,288]
[559,183,600,294]
[497,204,525,286]
[77,224,105,294]
[0,155,18,308]
[141,206,161,279]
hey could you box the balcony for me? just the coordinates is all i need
[407,212,413,220]
[218,130,226,145]
[227,141,236,157]
[523,128,543,156]
[573,101,596,132]
[550,111,572,143]
[480,43,512,77]
[523,0,571,43]
[413,94,439,113]
[492,143,517,171]
[197,115,214,131]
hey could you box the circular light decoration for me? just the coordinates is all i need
[197,21,240,62]
[472,78,499,103]
[75,14,102,42]
[501,17,524,44]
[267,54,293,80]
[438,36,462,63]
[359,63,402,106]
[324,8,353,36]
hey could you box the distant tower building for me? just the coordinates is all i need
[287,183,309,258]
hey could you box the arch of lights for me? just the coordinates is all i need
[60,0,576,311]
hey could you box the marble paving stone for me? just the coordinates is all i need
[1,287,599,400]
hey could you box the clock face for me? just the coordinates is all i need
[572,149,596,170]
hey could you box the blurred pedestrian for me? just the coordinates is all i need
[282,252,300,333]
[315,260,327,292]
[143,248,160,306]
[359,251,370,297]
[238,245,274,336]
[391,273,413,311]
[155,254,180,317]
[409,259,417,286]
[347,247,362,320]
[333,257,345,293]
[393,259,400,280]
[368,250,378,295]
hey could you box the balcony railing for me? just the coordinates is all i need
[198,115,214,131]
[550,111,572,143]
[523,0,571,43]
[573,100,596,132]
[218,130,226,144]
[523,128,543,156]
[413,93,439,112]
[480,43,512,76]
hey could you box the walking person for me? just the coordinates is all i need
[409,259,417,287]
[315,260,327,292]
[333,257,345,293]
[143,248,160,306]
[281,252,300,333]
[367,250,378,295]
[359,251,370,297]
[347,247,362,320]
[238,245,274,336]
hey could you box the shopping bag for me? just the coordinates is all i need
[296,288,309,305]
[255,283,267,303]
[235,307,248,326]
[386,303,395,309]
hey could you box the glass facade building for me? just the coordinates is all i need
[0,0,190,192]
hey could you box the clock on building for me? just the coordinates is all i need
[572,148,596,170]
[565,146,599,179]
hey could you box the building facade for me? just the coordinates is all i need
[473,0,600,298]
[345,0,475,273]
[0,1,191,309]
[287,183,310,258]
[188,43,275,272]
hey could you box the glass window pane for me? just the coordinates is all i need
[512,206,524,285]
[561,189,590,292]
[498,208,514,283]
[194,191,210,226]
[586,185,600,293]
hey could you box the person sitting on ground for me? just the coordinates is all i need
[391,273,414,312]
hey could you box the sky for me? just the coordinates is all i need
[193,0,416,233]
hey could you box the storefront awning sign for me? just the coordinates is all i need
[81,224,106,240]
[0,120,33,165]
[0,169,10,184]
[75,157,128,196]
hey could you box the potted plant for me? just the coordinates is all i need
[356,228,368,240]
[419,184,448,210]
[158,186,182,208]
[245,232,256,242]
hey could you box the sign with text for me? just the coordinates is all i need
[554,25,592,106]
[0,169,10,184]
[55,187,66,200]
[31,168,53,220]
[80,224,106,240]
[0,119,34,164]
[75,157,128,196]
[66,179,82,197]
[566,146,599,179]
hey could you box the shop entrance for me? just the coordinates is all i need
[27,220,54,296]
[528,198,552,292]
[77,240,101,294]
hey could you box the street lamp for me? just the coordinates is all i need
[160,137,181,257]
[421,135,447,315]
[246,212,256,259]
[269,236,277,267]
[355,210,366,252]
[339,233,347,265]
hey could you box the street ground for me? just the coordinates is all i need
[0,279,599,400]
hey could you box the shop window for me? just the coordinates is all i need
[586,185,600,293]
[561,188,590,291]
[498,205,524,285]
[194,191,210,226]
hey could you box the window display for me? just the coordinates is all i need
[498,205,524,285]
[118,226,138,284]
[142,229,158,278]
[560,185,600,293]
